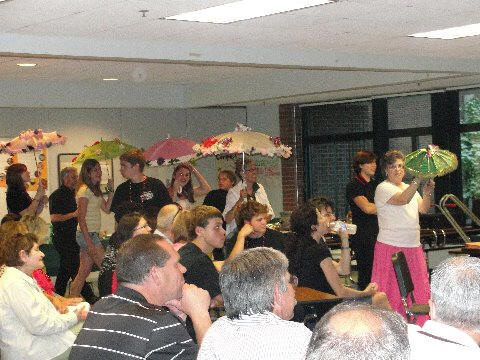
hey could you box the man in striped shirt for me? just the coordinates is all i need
[69,234,212,360]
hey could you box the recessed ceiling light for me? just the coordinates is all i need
[410,23,480,39]
[17,63,37,67]
[166,0,332,24]
[103,78,119,81]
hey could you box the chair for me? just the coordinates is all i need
[391,251,430,323]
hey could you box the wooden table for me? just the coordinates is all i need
[295,287,338,302]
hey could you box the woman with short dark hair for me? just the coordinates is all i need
[0,233,87,359]
[372,149,434,324]
[345,150,378,290]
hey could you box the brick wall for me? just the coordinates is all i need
[279,104,304,211]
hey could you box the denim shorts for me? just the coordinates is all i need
[76,231,101,250]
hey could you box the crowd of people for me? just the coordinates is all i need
[0,148,478,359]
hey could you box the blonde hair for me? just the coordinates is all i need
[20,215,50,245]
[172,210,191,243]
[156,204,181,232]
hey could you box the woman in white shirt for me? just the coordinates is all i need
[69,159,113,299]
[0,233,87,360]
[372,150,434,325]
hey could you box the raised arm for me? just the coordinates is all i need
[387,177,421,206]
[189,165,211,197]
[418,179,434,214]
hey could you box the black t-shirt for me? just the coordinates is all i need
[178,242,221,299]
[202,189,228,213]
[49,185,78,237]
[292,234,335,295]
[6,188,31,215]
[346,175,379,240]
[111,177,172,217]
[225,228,286,257]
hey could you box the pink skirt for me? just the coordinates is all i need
[371,242,430,325]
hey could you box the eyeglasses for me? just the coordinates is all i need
[244,167,257,173]
[289,275,298,288]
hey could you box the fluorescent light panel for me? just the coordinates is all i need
[167,0,332,24]
[410,23,480,39]
[17,63,36,67]
[103,78,118,81]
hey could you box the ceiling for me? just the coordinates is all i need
[1,0,480,108]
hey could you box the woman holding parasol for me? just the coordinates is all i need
[372,150,434,324]
[6,163,48,217]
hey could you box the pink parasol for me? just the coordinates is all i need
[0,129,67,154]
[144,137,198,166]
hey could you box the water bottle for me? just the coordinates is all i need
[329,221,357,235]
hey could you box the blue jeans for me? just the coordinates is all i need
[76,231,101,250]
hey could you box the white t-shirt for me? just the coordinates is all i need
[374,180,421,247]
[77,185,102,233]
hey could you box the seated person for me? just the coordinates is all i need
[0,218,82,313]
[178,205,226,306]
[225,201,285,257]
[171,209,191,251]
[409,257,480,359]
[155,203,182,241]
[70,234,211,359]
[306,302,409,360]
[287,200,389,308]
[198,247,312,360]
[98,212,151,296]
[0,233,87,360]
[203,170,236,213]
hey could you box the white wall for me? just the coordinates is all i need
[0,104,282,233]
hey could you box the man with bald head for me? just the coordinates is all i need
[306,302,409,360]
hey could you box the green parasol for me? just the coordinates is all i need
[405,145,458,179]
[72,138,135,170]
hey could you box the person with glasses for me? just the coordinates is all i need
[98,212,151,297]
[198,247,312,360]
[223,158,274,238]
[287,200,390,308]
[372,150,434,324]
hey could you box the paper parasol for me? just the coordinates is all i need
[405,145,458,178]
[0,129,66,154]
[144,137,198,166]
[72,139,135,164]
[193,125,292,159]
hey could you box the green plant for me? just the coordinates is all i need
[460,97,480,200]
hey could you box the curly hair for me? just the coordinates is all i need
[235,201,268,228]
[380,150,404,178]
